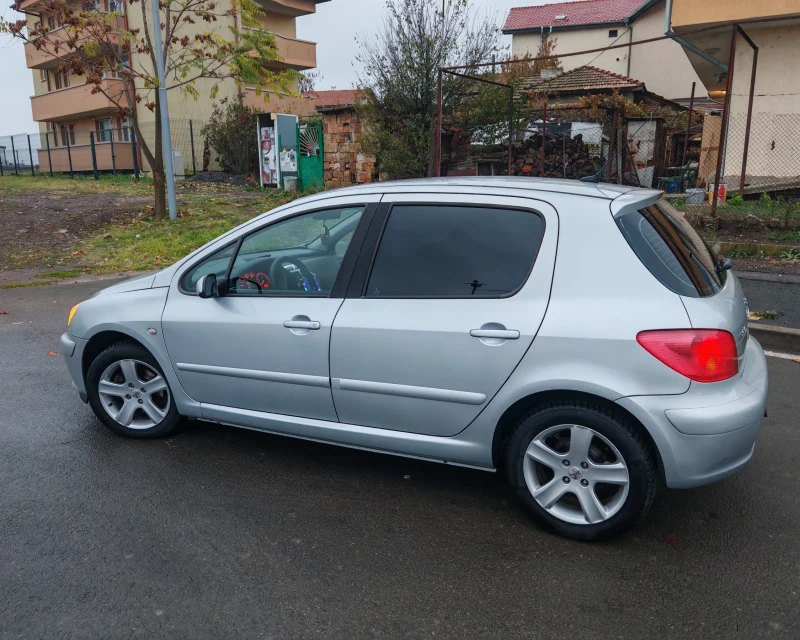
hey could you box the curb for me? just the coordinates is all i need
[749,323,800,354]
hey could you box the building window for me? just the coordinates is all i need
[39,69,48,82]
[53,71,69,90]
[609,29,618,37]
[60,124,75,146]
[119,116,131,142]
[46,121,58,147]
[96,118,113,142]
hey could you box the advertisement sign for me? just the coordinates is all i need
[259,125,278,188]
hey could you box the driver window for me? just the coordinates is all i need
[229,206,364,296]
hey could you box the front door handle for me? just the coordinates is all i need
[470,329,520,340]
[283,320,321,330]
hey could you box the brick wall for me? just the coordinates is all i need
[321,108,376,188]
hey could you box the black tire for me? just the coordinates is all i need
[505,399,656,541]
[85,341,181,439]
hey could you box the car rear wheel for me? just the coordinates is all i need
[506,399,656,541]
[86,341,180,439]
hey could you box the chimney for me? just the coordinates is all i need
[540,68,563,80]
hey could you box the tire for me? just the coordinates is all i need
[85,341,181,439]
[505,399,656,541]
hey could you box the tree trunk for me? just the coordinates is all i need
[151,93,167,219]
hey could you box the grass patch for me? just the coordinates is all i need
[0,173,154,198]
[769,229,800,242]
[34,269,88,279]
[0,280,58,289]
[81,189,307,273]
[749,310,780,321]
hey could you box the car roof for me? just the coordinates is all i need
[298,176,660,202]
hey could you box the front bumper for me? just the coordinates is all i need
[61,332,88,396]
[616,337,769,489]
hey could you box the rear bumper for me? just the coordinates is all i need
[616,337,769,489]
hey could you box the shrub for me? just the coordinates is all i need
[202,99,260,176]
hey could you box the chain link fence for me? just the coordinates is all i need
[0,118,213,179]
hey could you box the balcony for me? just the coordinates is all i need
[265,33,317,70]
[245,87,317,115]
[24,20,126,70]
[31,79,127,122]
[259,0,325,16]
[670,0,800,30]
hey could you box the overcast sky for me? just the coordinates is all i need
[0,0,570,136]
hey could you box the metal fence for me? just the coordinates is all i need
[435,87,800,233]
[0,118,210,179]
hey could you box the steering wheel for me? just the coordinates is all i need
[269,256,319,292]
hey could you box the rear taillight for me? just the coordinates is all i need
[636,329,738,383]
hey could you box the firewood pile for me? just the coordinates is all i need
[508,133,598,179]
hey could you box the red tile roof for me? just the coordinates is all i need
[520,65,644,94]
[503,0,652,32]
[309,89,362,110]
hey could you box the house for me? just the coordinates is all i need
[667,0,800,191]
[310,89,376,189]
[503,0,707,106]
[14,0,329,173]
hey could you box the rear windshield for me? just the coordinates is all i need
[616,200,725,298]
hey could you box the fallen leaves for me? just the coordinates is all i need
[0,311,7,315]
[47,350,60,357]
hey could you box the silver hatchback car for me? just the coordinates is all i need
[62,178,768,540]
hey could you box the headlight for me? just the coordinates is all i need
[68,304,80,326]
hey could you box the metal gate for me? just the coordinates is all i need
[297,116,324,190]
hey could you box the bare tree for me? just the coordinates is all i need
[2,0,296,218]
[355,0,501,179]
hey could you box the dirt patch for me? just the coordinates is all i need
[0,191,151,270]
[732,256,800,276]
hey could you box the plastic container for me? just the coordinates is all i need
[685,188,705,205]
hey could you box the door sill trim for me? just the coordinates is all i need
[199,403,494,471]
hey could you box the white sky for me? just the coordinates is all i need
[0,0,576,136]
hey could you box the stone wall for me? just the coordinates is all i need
[321,108,376,188]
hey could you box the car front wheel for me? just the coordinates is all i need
[86,341,181,439]
[506,399,657,541]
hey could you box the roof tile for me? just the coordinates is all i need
[520,65,644,94]
[504,0,650,32]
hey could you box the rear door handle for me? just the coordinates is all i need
[283,320,321,330]
[470,329,520,340]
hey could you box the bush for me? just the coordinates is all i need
[728,193,745,206]
[202,99,259,176]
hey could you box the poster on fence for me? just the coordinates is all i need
[258,123,278,188]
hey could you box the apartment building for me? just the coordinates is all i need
[14,0,328,172]
[503,0,706,104]
[667,0,800,187]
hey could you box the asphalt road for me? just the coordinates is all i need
[739,274,800,329]
[1,280,799,639]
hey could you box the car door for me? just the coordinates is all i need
[329,193,558,437]
[161,196,380,421]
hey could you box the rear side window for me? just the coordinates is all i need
[616,201,725,298]
[366,205,543,298]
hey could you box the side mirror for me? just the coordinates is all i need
[717,257,734,273]
[196,273,218,299]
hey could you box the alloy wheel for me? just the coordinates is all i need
[97,359,171,429]
[523,424,630,525]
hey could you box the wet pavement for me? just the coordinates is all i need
[1,280,799,639]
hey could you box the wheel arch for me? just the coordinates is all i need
[491,390,664,480]
[81,330,149,381]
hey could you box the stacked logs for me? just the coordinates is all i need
[509,133,598,179]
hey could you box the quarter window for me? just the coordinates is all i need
[366,205,543,298]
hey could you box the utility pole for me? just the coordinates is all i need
[149,0,177,220]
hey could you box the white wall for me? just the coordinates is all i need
[629,2,706,101]
[512,27,630,76]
